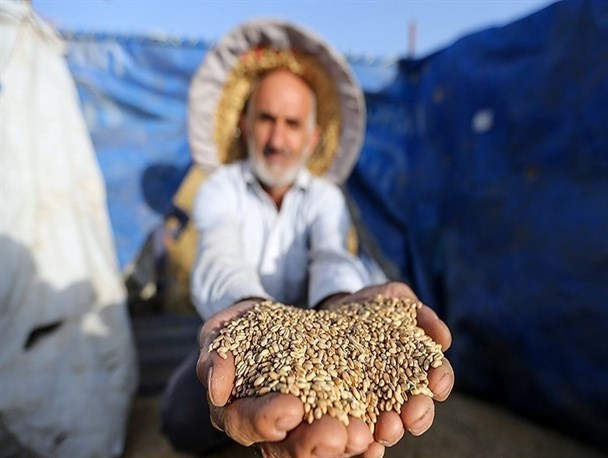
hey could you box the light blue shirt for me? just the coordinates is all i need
[190,160,370,320]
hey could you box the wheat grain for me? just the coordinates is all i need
[210,295,444,433]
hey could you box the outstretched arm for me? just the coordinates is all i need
[190,170,270,320]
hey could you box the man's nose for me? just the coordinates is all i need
[268,121,286,150]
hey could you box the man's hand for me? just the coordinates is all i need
[196,282,454,457]
[322,281,455,457]
[197,298,376,456]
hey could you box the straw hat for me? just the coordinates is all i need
[188,18,366,184]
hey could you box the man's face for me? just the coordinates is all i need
[244,69,320,188]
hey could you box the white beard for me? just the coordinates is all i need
[248,137,308,188]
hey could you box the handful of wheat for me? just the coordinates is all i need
[210,295,444,433]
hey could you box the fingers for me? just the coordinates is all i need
[417,304,452,351]
[274,415,348,458]
[373,410,404,446]
[378,281,418,300]
[400,394,435,436]
[215,400,374,457]
[195,287,452,457]
[344,417,374,456]
[372,358,453,447]
[196,299,261,404]
[212,393,304,447]
[343,281,418,305]
[198,351,236,407]
[259,414,374,458]
[428,357,454,402]
[361,442,385,458]
[251,394,438,458]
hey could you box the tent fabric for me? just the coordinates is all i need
[358,1,608,450]
[65,32,398,270]
[0,1,138,456]
[58,0,606,451]
[65,33,207,270]
[349,0,608,448]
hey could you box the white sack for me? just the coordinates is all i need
[0,1,138,456]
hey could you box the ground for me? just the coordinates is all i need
[123,391,606,458]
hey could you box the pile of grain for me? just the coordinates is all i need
[209,295,444,432]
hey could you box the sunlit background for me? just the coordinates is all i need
[33,0,555,58]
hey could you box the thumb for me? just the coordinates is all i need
[198,350,236,407]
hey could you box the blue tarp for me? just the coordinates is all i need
[63,0,607,451]
[349,0,608,450]
[66,36,401,270]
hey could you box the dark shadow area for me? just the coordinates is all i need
[0,235,136,457]
[141,163,190,216]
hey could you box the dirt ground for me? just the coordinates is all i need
[123,391,606,458]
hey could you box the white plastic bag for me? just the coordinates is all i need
[0,1,138,456]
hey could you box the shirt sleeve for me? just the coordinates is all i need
[307,182,369,307]
[190,170,270,320]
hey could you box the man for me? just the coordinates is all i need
[161,19,454,457]
[190,68,371,316]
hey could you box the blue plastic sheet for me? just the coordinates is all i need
[63,0,607,450]
[66,35,205,269]
[350,0,608,449]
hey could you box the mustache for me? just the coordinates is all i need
[263,145,291,157]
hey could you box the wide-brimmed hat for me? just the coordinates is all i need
[188,18,366,185]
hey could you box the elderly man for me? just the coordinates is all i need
[161,19,454,458]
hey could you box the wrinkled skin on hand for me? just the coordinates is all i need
[197,282,454,458]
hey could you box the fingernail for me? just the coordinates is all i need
[378,438,396,447]
[433,372,451,397]
[207,365,217,406]
[408,407,431,436]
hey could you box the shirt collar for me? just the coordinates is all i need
[241,159,312,191]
